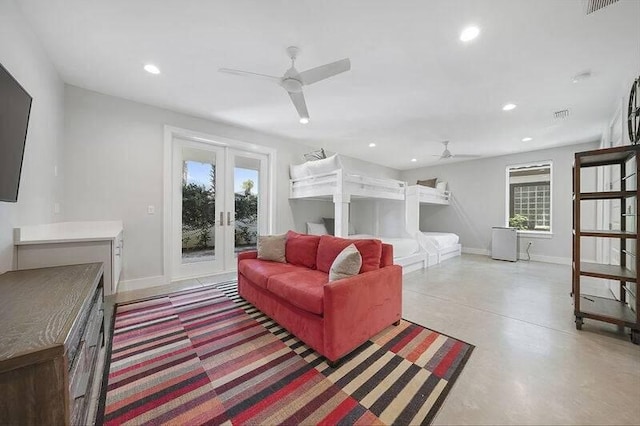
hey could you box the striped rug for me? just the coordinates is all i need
[97,281,473,425]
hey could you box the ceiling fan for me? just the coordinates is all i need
[432,141,481,160]
[219,46,351,123]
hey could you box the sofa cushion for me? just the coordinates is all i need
[238,259,299,289]
[257,234,286,263]
[285,231,321,269]
[329,244,362,281]
[267,270,329,315]
[316,235,382,274]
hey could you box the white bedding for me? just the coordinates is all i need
[348,234,420,259]
[421,232,459,250]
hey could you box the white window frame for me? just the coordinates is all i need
[505,160,553,238]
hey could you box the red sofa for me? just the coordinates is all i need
[237,231,403,365]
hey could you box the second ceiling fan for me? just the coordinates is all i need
[219,46,351,123]
[432,141,480,160]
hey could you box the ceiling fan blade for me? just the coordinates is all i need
[218,68,281,83]
[299,58,351,85]
[452,154,481,158]
[288,91,309,120]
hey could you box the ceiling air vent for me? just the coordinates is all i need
[554,109,570,119]
[584,0,619,15]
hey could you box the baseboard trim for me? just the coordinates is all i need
[119,275,169,293]
[519,253,571,265]
[462,247,576,265]
[462,247,490,256]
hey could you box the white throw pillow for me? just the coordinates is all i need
[257,234,287,263]
[289,163,310,180]
[305,154,342,176]
[329,244,362,281]
[436,181,448,192]
[306,222,328,235]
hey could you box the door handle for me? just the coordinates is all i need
[220,211,224,226]
[227,212,233,226]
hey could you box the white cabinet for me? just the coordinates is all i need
[14,221,124,295]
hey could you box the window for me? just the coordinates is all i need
[506,162,552,233]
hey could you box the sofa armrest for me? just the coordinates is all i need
[238,250,258,263]
[323,264,402,361]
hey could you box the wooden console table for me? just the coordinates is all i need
[0,263,105,425]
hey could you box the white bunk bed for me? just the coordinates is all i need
[290,155,406,237]
[405,184,450,205]
[405,184,461,266]
[290,154,426,274]
[348,234,428,275]
[416,232,462,266]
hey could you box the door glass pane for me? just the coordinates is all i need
[182,158,216,263]
[234,157,260,255]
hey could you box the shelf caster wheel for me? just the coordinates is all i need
[575,317,583,330]
[631,330,640,345]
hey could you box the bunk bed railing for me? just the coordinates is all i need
[289,168,407,200]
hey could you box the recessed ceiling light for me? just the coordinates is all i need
[144,64,160,75]
[522,137,533,142]
[369,143,376,148]
[502,103,517,111]
[460,26,480,42]
[299,117,309,124]
[411,158,417,162]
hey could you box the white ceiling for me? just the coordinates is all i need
[16,0,640,170]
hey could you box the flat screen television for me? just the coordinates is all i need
[0,62,32,202]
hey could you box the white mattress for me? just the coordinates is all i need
[348,234,420,259]
[421,232,459,250]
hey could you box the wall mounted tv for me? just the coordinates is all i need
[0,62,32,203]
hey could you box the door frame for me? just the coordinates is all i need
[163,125,276,281]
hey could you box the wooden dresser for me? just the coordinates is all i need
[0,263,105,425]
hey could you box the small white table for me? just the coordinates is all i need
[14,221,124,295]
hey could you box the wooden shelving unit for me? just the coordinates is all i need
[573,145,640,344]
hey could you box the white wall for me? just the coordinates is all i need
[0,0,64,273]
[63,86,398,284]
[401,141,600,263]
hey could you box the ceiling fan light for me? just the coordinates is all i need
[522,137,533,142]
[369,143,376,147]
[502,103,517,111]
[411,158,417,162]
[299,117,309,124]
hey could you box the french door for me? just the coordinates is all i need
[171,137,268,279]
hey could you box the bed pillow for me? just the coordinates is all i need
[285,230,321,269]
[306,222,328,235]
[316,235,382,274]
[321,218,355,236]
[305,154,342,176]
[290,163,310,180]
[323,217,335,235]
[257,234,286,263]
[417,178,438,188]
[329,244,362,281]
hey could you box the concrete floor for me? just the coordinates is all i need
[109,254,640,425]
